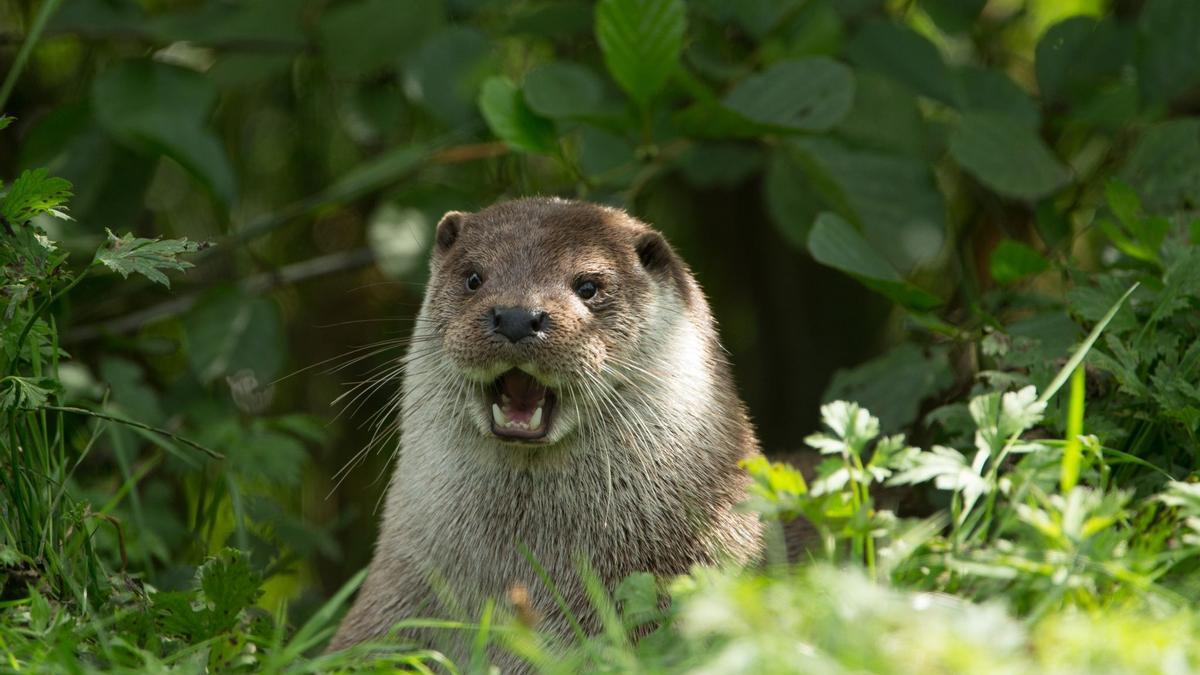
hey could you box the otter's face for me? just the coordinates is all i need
[419,199,685,446]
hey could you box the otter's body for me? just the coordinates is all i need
[330,198,762,661]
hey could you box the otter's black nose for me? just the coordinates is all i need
[490,307,548,342]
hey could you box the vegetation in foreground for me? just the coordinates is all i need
[5,0,1200,672]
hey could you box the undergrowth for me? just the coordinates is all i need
[7,0,1200,672]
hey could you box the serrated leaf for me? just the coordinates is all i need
[1119,118,1200,215]
[0,168,73,224]
[94,229,206,288]
[0,376,62,411]
[723,57,855,132]
[523,62,605,119]
[807,212,942,312]
[949,113,1072,201]
[989,240,1049,285]
[198,549,262,635]
[614,572,659,628]
[846,20,959,106]
[478,77,558,154]
[595,0,686,108]
[825,343,952,432]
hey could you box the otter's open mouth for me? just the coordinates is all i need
[489,369,556,441]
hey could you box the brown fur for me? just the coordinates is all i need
[329,198,763,667]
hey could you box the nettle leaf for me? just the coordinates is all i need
[198,549,262,635]
[595,0,686,108]
[949,113,1072,201]
[522,62,605,119]
[478,77,558,154]
[807,212,942,312]
[989,240,1049,285]
[0,376,62,411]
[94,229,207,288]
[0,168,73,223]
[723,57,855,132]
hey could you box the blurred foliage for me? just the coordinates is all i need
[5,0,1200,671]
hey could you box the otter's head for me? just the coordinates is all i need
[418,197,693,447]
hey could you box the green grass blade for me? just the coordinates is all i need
[1037,282,1138,405]
[1059,365,1086,493]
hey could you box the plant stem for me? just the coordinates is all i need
[0,0,66,112]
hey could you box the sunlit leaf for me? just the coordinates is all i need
[595,0,686,108]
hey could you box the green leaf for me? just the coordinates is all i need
[94,229,206,288]
[1138,0,1200,105]
[807,212,942,311]
[317,0,444,77]
[478,77,558,154]
[723,57,855,132]
[185,287,285,384]
[198,549,262,634]
[0,115,12,130]
[1119,118,1200,215]
[846,20,959,106]
[523,62,605,119]
[405,27,493,127]
[1035,17,1130,105]
[1101,179,1168,264]
[0,168,73,223]
[614,572,659,628]
[989,240,1049,285]
[764,147,826,248]
[920,0,985,33]
[949,113,1072,201]
[835,72,929,157]
[957,66,1039,129]
[1038,283,1139,406]
[595,0,686,108]
[0,376,61,411]
[825,343,952,432]
[792,138,946,273]
[91,60,235,205]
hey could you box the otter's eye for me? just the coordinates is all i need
[466,272,483,291]
[575,280,599,300]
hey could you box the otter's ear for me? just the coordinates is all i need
[435,211,467,254]
[634,230,676,273]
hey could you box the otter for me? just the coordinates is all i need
[329,197,764,664]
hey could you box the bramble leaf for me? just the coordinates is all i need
[93,229,208,288]
[0,168,73,224]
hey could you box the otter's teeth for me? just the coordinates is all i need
[492,403,505,426]
[530,406,543,430]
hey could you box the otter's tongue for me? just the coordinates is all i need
[494,367,547,420]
